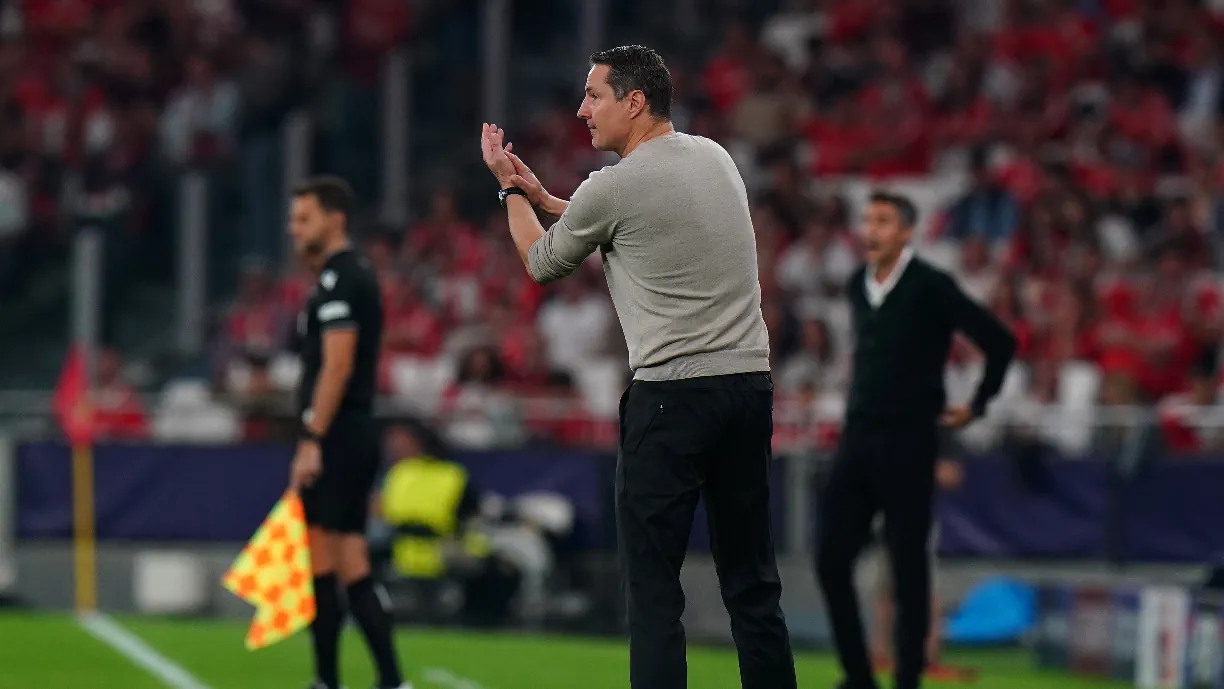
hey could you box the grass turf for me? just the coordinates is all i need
[0,612,1130,689]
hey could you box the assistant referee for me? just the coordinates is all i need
[480,45,797,689]
[287,177,407,689]
[816,192,1016,689]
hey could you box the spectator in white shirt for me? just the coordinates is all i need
[776,218,857,297]
[537,273,615,375]
[779,317,844,393]
[160,54,239,166]
[955,236,998,305]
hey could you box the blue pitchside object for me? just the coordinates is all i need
[946,577,1037,645]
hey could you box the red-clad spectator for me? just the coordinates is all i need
[92,347,148,440]
[276,267,313,314]
[996,152,1046,207]
[1110,77,1178,150]
[861,35,929,114]
[1158,350,1224,453]
[405,188,479,268]
[826,0,885,44]
[992,0,1095,63]
[703,21,757,115]
[1124,275,1194,398]
[1156,199,1212,268]
[1186,272,1224,346]
[1033,281,1099,365]
[1069,157,1118,201]
[523,371,595,447]
[804,97,873,177]
[989,277,1034,361]
[225,261,287,356]
[1008,204,1069,276]
[930,62,994,151]
[859,99,932,177]
[504,329,552,391]
[1095,272,1145,378]
[16,62,110,166]
[382,278,443,357]
[1102,0,1140,20]
[480,247,546,321]
[363,234,400,308]
[23,0,92,67]
[479,299,545,388]
[341,0,411,87]
[853,35,933,177]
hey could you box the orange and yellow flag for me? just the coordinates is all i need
[222,491,315,650]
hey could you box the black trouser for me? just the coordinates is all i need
[616,372,796,689]
[816,419,939,689]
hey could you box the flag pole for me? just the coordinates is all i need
[71,443,96,612]
[70,227,102,613]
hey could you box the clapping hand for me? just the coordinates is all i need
[481,123,516,187]
[504,151,549,207]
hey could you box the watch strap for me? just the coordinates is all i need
[499,186,528,208]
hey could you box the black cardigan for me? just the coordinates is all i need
[843,257,1017,427]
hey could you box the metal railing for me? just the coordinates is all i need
[0,387,1219,455]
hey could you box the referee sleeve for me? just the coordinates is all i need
[934,271,1017,417]
[317,273,361,331]
[527,167,619,284]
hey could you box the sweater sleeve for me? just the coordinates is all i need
[933,270,1017,417]
[527,167,619,284]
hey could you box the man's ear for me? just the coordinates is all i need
[627,90,648,119]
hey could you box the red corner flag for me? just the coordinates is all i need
[53,346,95,446]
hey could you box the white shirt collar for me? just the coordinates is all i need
[865,246,915,308]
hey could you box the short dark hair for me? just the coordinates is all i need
[292,176,355,219]
[868,191,918,228]
[589,45,673,120]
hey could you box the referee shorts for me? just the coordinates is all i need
[301,411,381,534]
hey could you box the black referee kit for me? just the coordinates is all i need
[297,247,384,533]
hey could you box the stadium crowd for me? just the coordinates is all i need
[19,0,1224,455]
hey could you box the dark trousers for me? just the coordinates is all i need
[816,420,939,689]
[616,372,797,689]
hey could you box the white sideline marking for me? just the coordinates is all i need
[423,666,490,689]
[77,612,214,689]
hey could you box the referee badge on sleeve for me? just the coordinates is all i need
[320,270,337,291]
[317,300,350,323]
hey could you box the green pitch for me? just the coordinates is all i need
[0,612,1128,689]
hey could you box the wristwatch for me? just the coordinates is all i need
[499,186,528,209]
[299,410,322,442]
